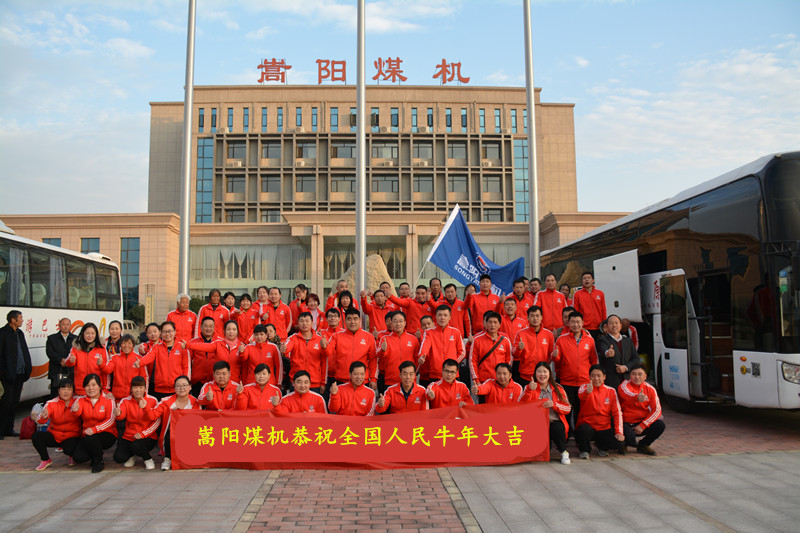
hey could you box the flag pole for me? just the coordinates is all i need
[355,0,367,302]
[523,0,540,279]
[178,0,197,295]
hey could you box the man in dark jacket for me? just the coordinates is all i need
[595,314,638,389]
[45,317,76,398]
[0,310,33,438]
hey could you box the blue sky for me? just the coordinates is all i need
[1,0,798,216]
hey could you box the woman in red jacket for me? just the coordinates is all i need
[62,323,109,395]
[522,361,573,465]
[32,378,82,471]
[100,335,148,401]
[236,364,282,410]
[71,374,117,473]
[185,320,243,383]
[113,376,160,470]
[147,375,201,470]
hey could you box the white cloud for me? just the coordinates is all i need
[486,69,510,83]
[150,18,184,34]
[87,14,130,32]
[574,56,589,68]
[245,26,273,41]
[103,37,154,59]
[204,10,240,30]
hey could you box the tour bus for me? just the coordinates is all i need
[0,222,123,401]
[540,152,800,411]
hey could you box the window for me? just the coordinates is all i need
[227,108,233,130]
[120,237,139,314]
[350,107,357,132]
[446,108,452,133]
[513,139,529,222]
[414,175,433,193]
[42,238,61,247]
[447,141,467,159]
[483,209,502,222]
[479,109,485,133]
[427,107,434,128]
[226,176,245,193]
[261,107,268,132]
[371,142,398,159]
[81,238,99,254]
[196,138,214,222]
[262,142,281,159]
[66,258,95,310]
[461,108,467,132]
[225,210,245,223]
[371,107,379,132]
[411,108,418,132]
[483,175,501,193]
[330,107,338,132]
[523,109,528,134]
[296,141,316,159]
[227,141,246,160]
[482,142,501,160]
[261,209,281,223]
[296,176,315,192]
[372,175,398,193]
[261,175,280,193]
[331,142,356,158]
[494,109,501,132]
[198,108,204,133]
[511,109,518,133]
[390,107,399,132]
[311,107,317,132]
[296,107,302,127]
[277,107,283,132]
[413,142,432,159]
[243,108,249,132]
[447,175,467,193]
[331,175,356,193]
[211,108,217,132]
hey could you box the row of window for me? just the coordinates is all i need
[230,140,502,161]
[226,174,503,194]
[219,207,505,224]
[199,106,528,134]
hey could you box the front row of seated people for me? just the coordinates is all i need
[32,356,664,471]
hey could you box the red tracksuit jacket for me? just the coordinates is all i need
[521,383,571,437]
[469,332,513,383]
[418,325,465,380]
[534,289,568,331]
[232,307,262,343]
[261,302,292,341]
[388,295,434,335]
[63,345,110,395]
[38,396,81,442]
[442,297,471,337]
[116,395,160,440]
[499,315,527,344]
[198,380,240,411]
[328,382,376,416]
[426,379,474,409]
[360,296,396,333]
[239,341,283,386]
[196,303,231,339]
[274,390,328,414]
[577,383,623,434]
[512,327,555,381]
[553,331,598,387]
[148,394,201,453]
[186,338,243,383]
[507,293,535,320]
[376,383,429,414]
[235,383,282,411]
[139,343,191,394]
[475,379,524,404]
[618,380,662,429]
[324,329,377,384]
[283,333,326,387]
[74,395,117,437]
[166,308,198,344]
[464,291,502,335]
[378,331,420,386]
[100,351,149,401]
[572,287,607,330]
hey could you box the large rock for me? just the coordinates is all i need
[342,254,397,298]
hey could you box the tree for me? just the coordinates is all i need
[190,297,205,314]
[126,305,145,324]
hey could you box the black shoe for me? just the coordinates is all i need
[91,460,104,473]
[5,431,19,437]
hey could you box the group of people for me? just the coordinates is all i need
[0,269,665,472]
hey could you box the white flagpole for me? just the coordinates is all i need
[355,0,367,300]
[178,0,197,294]
[523,0,540,279]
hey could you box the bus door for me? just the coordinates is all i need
[698,270,735,397]
[659,272,703,401]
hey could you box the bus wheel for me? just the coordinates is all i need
[665,394,695,413]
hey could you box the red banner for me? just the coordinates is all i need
[171,401,550,470]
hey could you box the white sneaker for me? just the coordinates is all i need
[161,457,171,471]
[144,459,155,470]
[123,457,136,468]
[579,451,590,460]
[560,451,571,465]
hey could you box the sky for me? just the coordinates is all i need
[1,0,798,217]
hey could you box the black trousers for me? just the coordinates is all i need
[113,437,157,463]
[31,432,80,461]
[575,423,623,453]
[164,428,172,458]
[623,419,666,447]
[0,375,27,435]
[561,384,580,434]
[549,419,568,453]
[72,432,116,464]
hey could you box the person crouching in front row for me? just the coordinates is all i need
[575,364,625,459]
[113,376,160,470]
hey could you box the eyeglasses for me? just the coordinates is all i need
[175,384,191,389]
[442,369,458,374]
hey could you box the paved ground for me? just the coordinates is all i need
[0,403,797,532]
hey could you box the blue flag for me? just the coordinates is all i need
[426,205,525,295]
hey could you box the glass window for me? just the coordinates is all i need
[479,109,485,133]
[483,175,501,193]
[42,238,61,247]
[523,109,527,134]
[371,107,379,132]
[331,142,356,158]
[198,108,204,133]
[371,142,398,159]
[227,141,246,160]
[81,238,99,254]
[226,176,245,193]
[296,142,316,159]
[513,139,529,222]
[330,107,338,132]
[390,107,399,132]
[447,141,467,159]
[225,210,245,223]
[277,107,283,132]
[511,109,518,133]
[261,175,280,193]
[261,107,267,132]
[414,175,433,193]
[446,108,452,133]
[243,108,249,132]
[461,108,467,132]
[261,209,281,223]
[119,237,139,314]
[296,107,302,127]
[296,176,315,192]
[211,108,217,132]
[427,107,434,128]
[372,175,398,193]
[196,138,214,222]
[331,176,356,193]
[448,175,467,192]
[311,107,318,132]
[28,249,66,308]
[494,109,501,132]
[262,142,281,159]
[661,275,688,349]
[413,142,432,159]
[66,257,95,310]
[227,108,233,130]
[95,264,120,312]
[350,107,357,132]
[482,142,501,160]
[411,108,418,132]
[483,209,502,222]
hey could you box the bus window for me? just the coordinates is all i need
[95,264,121,312]
[0,244,28,306]
[661,275,688,349]
[66,257,95,310]
[27,250,68,308]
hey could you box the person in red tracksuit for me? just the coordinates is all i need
[521,361,572,465]
[281,313,325,391]
[263,287,293,342]
[272,371,327,414]
[499,299,527,345]
[534,274,568,331]
[428,277,445,304]
[328,361,377,416]
[559,283,573,308]
[325,279,349,312]
[376,361,428,414]
[471,363,524,404]
[236,364,282,410]
[464,274,502,336]
[137,321,190,400]
[62,323,109,395]
[32,378,82,471]
[112,376,160,470]
[146,375,201,470]
[195,289,231,339]
[240,325,283,387]
[198,361,240,411]
[618,364,665,455]
[442,283,470,338]
[184,320,244,383]
[71,374,117,473]
[232,293,261,343]
[289,284,310,330]
[505,277,535,319]
[100,334,149,402]
[512,306,554,387]
[377,311,418,392]
[418,305,464,385]
[186,317,221,397]
[572,271,607,338]
[552,310,598,434]
[575,365,624,459]
[426,359,473,408]
[360,289,396,334]
[322,309,377,388]
[318,308,344,387]
[469,312,513,385]
[166,293,197,344]
[388,285,435,335]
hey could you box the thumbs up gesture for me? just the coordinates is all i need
[133,359,141,369]
[360,290,367,298]
[180,340,187,350]
[471,382,479,395]
[139,398,147,409]
[69,352,77,364]
[279,344,286,354]
[71,401,80,414]
[206,389,214,401]
[320,337,328,349]
[552,345,559,359]
[381,338,388,351]
[586,382,594,394]
[95,354,103,366]
[517,340,525,351]
[528,381,538,391]
[270,395,280,406]
[238,343,246,354]
[329,382,339,395]
[427,388,435,400]
[605,344,615,358]
[237,382,244,394]
[415,329,422,339]
[114,406,122,417]
[637,389,647,403]
[377,394,386,408]
[40,406,49,420]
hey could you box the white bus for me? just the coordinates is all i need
[541,152,800,411]
[0,223,123,401]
